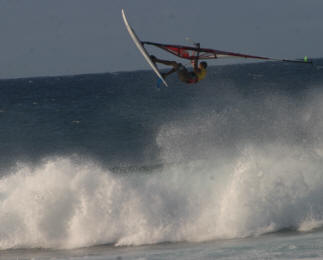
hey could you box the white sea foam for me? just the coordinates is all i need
[1,142,323,250]
[2,87,323,249]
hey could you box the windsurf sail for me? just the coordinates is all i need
[142,41,312,64]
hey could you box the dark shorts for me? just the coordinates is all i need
[177,64,197,83]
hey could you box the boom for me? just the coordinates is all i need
[142,41,312,64]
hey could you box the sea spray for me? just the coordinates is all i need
[1,144,323,249]
[0,60,323,250]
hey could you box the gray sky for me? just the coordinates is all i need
[0,0,322,78]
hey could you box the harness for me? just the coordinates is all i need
[187,75,198,84]
[187,67,207,84]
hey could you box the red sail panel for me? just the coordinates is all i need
[160,45,219,60]
[161,45,192,59]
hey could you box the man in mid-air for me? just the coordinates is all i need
[150,55,207,84]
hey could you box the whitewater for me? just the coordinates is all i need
[1,60,323,259]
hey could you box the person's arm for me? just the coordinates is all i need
[193,43,200,72]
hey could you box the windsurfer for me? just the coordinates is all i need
[150,55,207,84]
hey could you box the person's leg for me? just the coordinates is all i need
[162,68,176,78]
[151,55,179,78]
[151,55,179,68]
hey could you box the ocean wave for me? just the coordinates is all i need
[1,144,323,250]
[1,60,323,250]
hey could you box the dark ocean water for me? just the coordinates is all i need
[1,60,323,253]
[0,60,322,170]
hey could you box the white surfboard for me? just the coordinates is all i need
[121,9,168,87]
